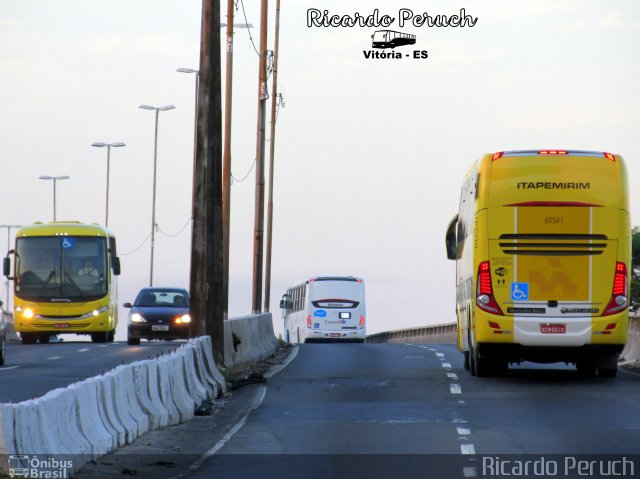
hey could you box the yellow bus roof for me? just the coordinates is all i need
[17,221,113,238]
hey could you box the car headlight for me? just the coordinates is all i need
[130,313,146,323]
[175,314,191,324]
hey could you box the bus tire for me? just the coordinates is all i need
[463,351,470,371]
[576,360,597,378]
[107,329,115,343]
[127,337,141,345]
[0,339,5,366]
[91,332,108,343]
[39,334,50,344]
[21,333,37,345]
[598,354,618,378]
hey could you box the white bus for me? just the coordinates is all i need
[280,276,366,343]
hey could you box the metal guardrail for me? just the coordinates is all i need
[366,322,457,344]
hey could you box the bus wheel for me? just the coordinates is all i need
[576,360,596,377]
[463,351,470,371]
[0,339,5,366]
[127,337,141,345]
[91,332,108,343]
[598,355,618,378]
[107,329,115,343]
[39,334,50,344]
[20,333,37,345]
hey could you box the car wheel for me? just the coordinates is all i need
[0,339,5,366]
[127,337,141,345]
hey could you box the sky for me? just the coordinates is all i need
[1,0,639,341]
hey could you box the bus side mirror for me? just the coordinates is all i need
[3,256,11,278]
[445,215,458,260]
[112,257,121,276]
[279,299,286,309]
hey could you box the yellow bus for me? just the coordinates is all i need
[3,222,121,344]
[445,150,630,377]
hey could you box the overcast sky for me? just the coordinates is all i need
[1,0,639,340]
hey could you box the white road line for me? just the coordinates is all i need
[189,385,267,470]
[457,427,471,436]
[0,366,20,371]
[447,373,458,379]
[450,384,462,394]
[442,362,452,368]
[77,348,90,353]
[461,444,476,455]
[264,346,299,379]
[436,353,445,358]
[46,356,63,360]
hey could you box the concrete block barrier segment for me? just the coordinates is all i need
[201,335,228,394]
[70,379,113,457]
[224,313,277,371]
[0,403,16,475]
[621,316,640,362]
[156,356,181,426]
[118,364,150,439]
[96,372,127,447]
[191,339,219,399]
[167,353,196,422]
[181,345,208,406]
[12,400,48,455]
[131,361,164,431]
[105,368,139,444]
[145,360,170,429]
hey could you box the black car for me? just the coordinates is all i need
[125,287,191,345]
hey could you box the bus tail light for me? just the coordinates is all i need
[491,152,503,161]
[602,262,628,316]
[477,261,503,315]
[359,315,365,329]
[306,315,312,328]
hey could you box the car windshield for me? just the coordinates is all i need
[135,290,189,307]
[15,236,108,302]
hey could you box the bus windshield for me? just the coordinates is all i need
[15,236,108,302]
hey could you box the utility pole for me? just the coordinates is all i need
[264,0,281,313]
[251,0,269,314]
[222,0,234,322]
[190,0,224,362]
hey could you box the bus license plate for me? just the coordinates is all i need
[329,333,342,338]
[541,324,566,334]
[54,323,69,329]
[152,325,170,332]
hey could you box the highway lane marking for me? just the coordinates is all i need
[442,362,452,368]
[461,444,476,455]
[457,427,471,436]
[188,385,267,471]
[447,373,458,379]
[436,353,445,358]
[46,356,64,360]
[450,384,462,394]
[0,366,20,371]
[77,348,91,353]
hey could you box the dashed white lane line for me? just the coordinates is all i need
[77,348,91,353]
[450,384,462,394]
[461,444,476,455]
[0,366,20,371]
[436,352,445,358]
[442,362,452,368]
[457,427,471,436]
[463,466,478,477]
[447,373,458,379]
[46,356,63,360]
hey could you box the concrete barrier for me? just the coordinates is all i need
[2,311,20,342]
[366,322,457,344]
[224,313,278,371]
[0,336,229,476]
[621,313,640,363]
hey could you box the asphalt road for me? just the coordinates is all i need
[0,340,182,403]
[189,343,640,479]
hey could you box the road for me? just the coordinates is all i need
[189,342,640,479]
[0,340,181,403]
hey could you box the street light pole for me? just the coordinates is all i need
[139,104,175,287]
[38,175,70,221]
[91,142,126,227]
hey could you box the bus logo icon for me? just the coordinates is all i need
[371,30,416,49]
[511,283,529,301]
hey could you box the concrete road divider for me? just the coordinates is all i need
[366,322,457,344]
[0,335,246,476]
[224,313,278,371]
[621,314,640,364]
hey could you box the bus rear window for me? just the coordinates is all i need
[312,300,360,309]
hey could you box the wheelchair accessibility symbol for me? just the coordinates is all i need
[511,282,529,301]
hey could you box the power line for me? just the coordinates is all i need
[120,233,152,256]
[157,218,192,238]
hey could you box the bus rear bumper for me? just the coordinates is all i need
[478,343,624,365]
[305,329,366,343]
